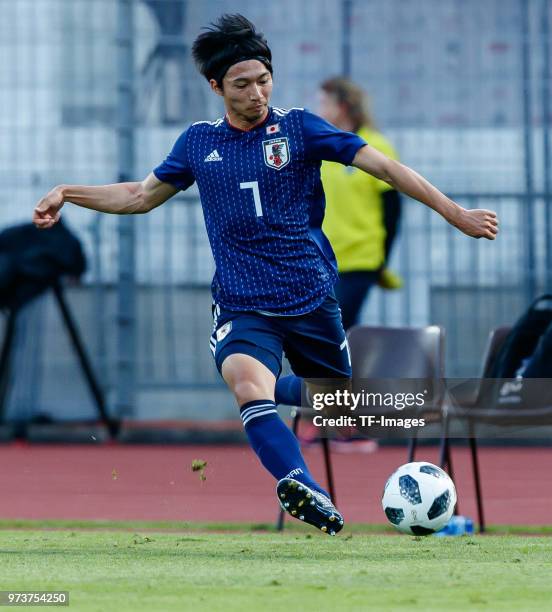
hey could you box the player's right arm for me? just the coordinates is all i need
[352,144,498,240]
[33,173,178,229]
[302,109,498,241]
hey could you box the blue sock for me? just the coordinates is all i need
[275,374,303,406]
[240,399,328,497]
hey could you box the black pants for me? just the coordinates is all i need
[334,270,380,331]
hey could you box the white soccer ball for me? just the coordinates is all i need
[382,461,457,535]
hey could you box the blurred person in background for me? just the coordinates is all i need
[32,14,498,536]
[319,77,403,330]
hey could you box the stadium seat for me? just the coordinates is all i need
[347,324,447,467]
[277,325,446,531]
[439,325,552,533]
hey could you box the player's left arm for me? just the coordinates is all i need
[351,144,498,240]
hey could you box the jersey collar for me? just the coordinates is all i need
[224,108,272,133]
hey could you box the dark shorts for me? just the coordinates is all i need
[210,293,352,379]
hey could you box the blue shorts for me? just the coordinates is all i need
[209,293,352,379]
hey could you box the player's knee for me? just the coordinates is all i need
[233,379,272,406]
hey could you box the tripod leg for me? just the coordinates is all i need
[52,284,118,437]
[0,309,17,421]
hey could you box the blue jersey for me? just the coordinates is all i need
[153,107,366,315]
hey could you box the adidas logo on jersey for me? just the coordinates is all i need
[204,149,223,162]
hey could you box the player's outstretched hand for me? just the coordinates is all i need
[33,186,64,229]
[455,208,499,240]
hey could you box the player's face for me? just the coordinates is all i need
[211,60,272,126]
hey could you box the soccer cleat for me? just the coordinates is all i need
[277,478,344,536]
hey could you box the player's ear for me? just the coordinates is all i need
[209,79,224,97]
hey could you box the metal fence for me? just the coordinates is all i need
[1,0,550,421]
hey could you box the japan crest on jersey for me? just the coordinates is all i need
[262,137,290,170]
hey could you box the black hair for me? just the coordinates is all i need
[192,14,272,87]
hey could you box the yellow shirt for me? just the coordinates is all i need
[322,126,398,272]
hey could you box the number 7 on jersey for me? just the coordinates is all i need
[240,181,263,217]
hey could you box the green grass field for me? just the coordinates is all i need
[0,522,551,611]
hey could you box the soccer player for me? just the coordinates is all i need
[33,14,498,536]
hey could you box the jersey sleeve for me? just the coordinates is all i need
[153,129,196,191]
[302,109,366,165]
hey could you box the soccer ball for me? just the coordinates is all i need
[382,461,457,535]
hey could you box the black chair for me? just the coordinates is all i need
[276,324,446,531]
[348,324,446,458]
[439,325,552,533]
